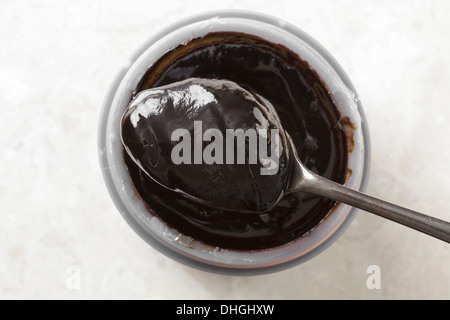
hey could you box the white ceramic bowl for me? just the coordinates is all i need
[98,10,371,275]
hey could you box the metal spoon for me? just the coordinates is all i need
[122,78,450,243]
[285,134,450,243]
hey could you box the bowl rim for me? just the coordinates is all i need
[98,9,371,276]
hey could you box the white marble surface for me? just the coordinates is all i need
[1,0,449,300]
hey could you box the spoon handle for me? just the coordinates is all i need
[300,171,450,244]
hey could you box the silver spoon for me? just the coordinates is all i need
[122,78,450,243]
[285,134,450,243]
